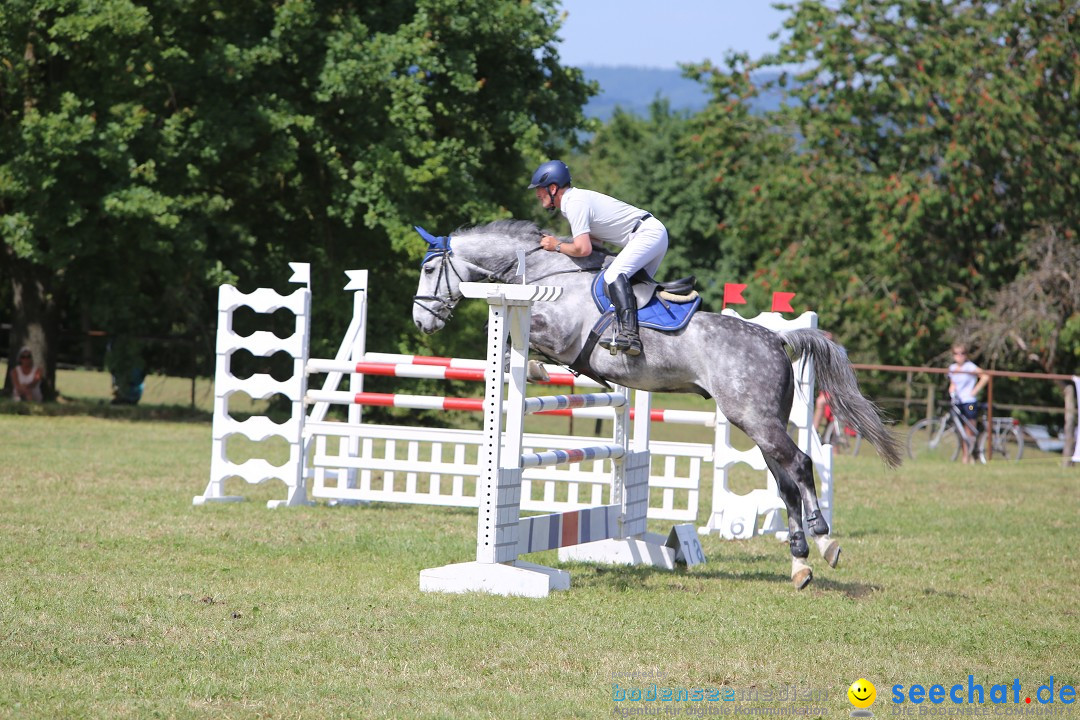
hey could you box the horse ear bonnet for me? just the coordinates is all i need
[415,226,451,265]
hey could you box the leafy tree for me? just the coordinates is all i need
[570,0,1077,424]
[678,60,808,312]
[572,73,800,313]
[617,1,1080,375]
[758,0,1080,369]
[0,0,592,397]
[958,225,1080,374]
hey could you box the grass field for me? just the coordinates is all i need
[1,372,1077,719]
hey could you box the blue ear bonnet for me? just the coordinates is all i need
[415,226,451,265]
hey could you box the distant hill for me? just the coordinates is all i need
[580,65,785,121]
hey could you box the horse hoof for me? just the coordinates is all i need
[526,359,550,383]
[823,541,841,568]
[792,567,813,590]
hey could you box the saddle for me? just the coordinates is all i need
[567,265,702,386]
[589,263,701,333]
[625,267,699,307]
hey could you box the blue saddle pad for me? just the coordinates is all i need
[591,274,701,332]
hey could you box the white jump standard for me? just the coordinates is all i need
[418,282,672,597]
[195,263,313,508]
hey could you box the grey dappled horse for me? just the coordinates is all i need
[412,219,902,589]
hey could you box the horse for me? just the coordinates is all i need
[411,219,902,589]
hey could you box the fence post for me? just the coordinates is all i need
[903,371,913,425]
[1064,380,1077,467]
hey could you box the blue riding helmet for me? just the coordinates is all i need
[527,160,571,189]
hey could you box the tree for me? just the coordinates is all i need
[0,0,592,397]
[757,0,1080,367]
[570,0,1078,419]
[574,70,798,312]
[957,225,1080,374]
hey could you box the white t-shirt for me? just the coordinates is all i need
[560,188,648,247]
[949,360,980,403]
[12,364,43,402]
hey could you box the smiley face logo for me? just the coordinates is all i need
[848,678,877,710]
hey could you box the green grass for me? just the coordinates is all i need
[1,381,1077,719]
[1,368,268,422]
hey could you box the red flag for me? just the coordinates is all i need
[771,291,796,313]
[722,283,747,309]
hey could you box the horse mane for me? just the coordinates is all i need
[449,217,611,277]
[451,218,611,258]
[453,219,542,241]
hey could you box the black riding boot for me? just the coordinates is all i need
[606,273,642,356]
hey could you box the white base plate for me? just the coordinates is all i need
[420,560,570,598]
[557,533,676,569]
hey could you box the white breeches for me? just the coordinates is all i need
[602,218,669,285]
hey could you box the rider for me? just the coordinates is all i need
[528,159,668,356]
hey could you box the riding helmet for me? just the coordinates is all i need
[528,160,572,189]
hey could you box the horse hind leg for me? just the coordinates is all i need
[763,444,842,586]
[789,452,841,569]
[762,456,814,590]
[781,450,842,570]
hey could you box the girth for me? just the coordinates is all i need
[567,313,616,390]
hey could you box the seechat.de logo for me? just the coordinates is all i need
[848,678,877,717]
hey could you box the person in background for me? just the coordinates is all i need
[948,342,989,464]
[812,332,836,434]
[11,346,44,402]
[813,391,831,437]
[528,159,669,357]
[106,337,147,405]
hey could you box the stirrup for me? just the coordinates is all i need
[605,332,641,356]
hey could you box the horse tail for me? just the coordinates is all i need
[780,328,904,468]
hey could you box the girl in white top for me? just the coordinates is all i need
[11,346,43,402]
[528,160,668,356]
[948,343,988,405]
[947,343,988,464]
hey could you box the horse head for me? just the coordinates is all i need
[411,221,546,334]
[412,227,469,334]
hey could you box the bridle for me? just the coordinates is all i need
[412,244,471,325]
[412,234,604,324]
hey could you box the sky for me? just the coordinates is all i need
[555,1,790,70]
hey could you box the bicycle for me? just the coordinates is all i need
[815,392,863,456]
[907,400,1023,462]
[976,415,1025,462]
[821,416,862,456]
